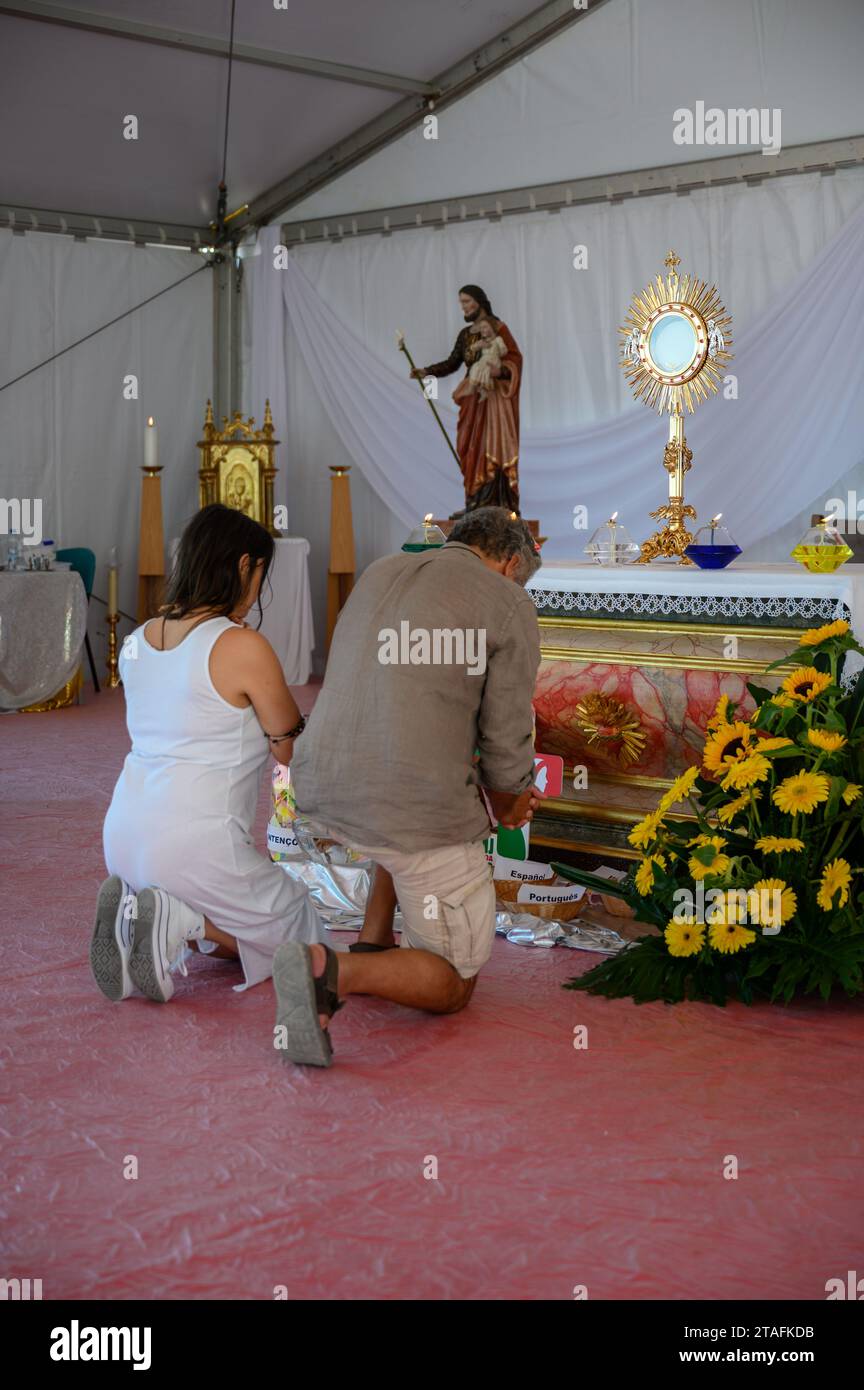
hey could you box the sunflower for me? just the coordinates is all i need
[754,737,795,751]
[708,918,757,954]
[800,619,849,645]
[706,693,732,732]
[807,729,847,753]
[628,810,664,851]
[703,721,753,772]
[770,693,795,709]
[755,835,805,853]
[817,858,852,911]
[749,878,797,927]
[665,916,705,958]
[842,783,862,806]
[658,764,700,813]
[688,836,730,882]
[772,771,830,815]
[717,789,760,825]
[634,853,666,896]
[780,667,832,703]
[721,753,771,790]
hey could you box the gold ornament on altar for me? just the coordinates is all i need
[620,251,732,564]
[572,693,647,767]
[197,400,279,535]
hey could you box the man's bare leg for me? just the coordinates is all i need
[308,940,475,1019]
[353,864,398,948]
[189,917,240,960]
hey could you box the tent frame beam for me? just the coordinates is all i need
[278,136,864,246]
[241,0,611,232]
[0,0,435,95]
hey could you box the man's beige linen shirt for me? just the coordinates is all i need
[290,542,541,852]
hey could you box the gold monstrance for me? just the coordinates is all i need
[619,251,732,563]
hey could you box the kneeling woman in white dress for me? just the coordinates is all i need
[93,503,323,1003]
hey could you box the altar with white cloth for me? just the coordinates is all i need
[0,570,88,711]
[526,561,864,856]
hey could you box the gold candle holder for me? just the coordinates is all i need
[106,613,121,688]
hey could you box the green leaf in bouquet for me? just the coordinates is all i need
[549,861,632,900]
[746,682,772,707]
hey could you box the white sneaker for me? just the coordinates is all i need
[129,888,206,1003]
[90,875,138,1001]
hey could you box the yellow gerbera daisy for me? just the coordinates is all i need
[842,783,862,805]
[634,853,665,896]
[770,693,795,708]
[688,836,730,882]
[807,729,847,752]
[754,836,805,853]
[721,753,772,791]
[703,721,753,772]
[781,667,832,703]
[749,878,797,927]
[755,737,795,751]
[708,919,757,954]
[665,916,705,958]
[706,693,732,732]
[800,619,849,645]
[717,789,760,825]
[817,858,852,911]
[628,810,664,851]
[658,764,700,813]
[772,771,830,814]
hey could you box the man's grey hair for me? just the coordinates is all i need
[448,506,542,585]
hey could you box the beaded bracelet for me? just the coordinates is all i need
[265,715,306,743]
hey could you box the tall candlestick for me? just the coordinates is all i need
[107,562,118,617]
[144,416,158,470]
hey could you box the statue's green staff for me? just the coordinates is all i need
[396,330,462,470]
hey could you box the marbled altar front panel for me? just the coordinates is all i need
[533,620,789,785]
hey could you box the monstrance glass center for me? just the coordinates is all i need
[647,312,699,375]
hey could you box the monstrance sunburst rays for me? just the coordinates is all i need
[619,254,732,416]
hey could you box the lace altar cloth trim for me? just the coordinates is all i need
[531,590,852,624]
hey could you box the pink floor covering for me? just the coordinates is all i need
[2,687,863,1302]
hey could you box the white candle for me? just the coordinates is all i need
[144,416,158,469]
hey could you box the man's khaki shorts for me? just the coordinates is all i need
[352,840,496,979]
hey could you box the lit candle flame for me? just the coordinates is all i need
[146,416,155,427]
[396,330,405,347]
[710,512,722,526]
[424,513,433,523]
[608,511,618,524]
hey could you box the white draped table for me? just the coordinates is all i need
[0,570,88,710]
[169,535,315,685]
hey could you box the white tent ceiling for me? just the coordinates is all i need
[288,0,864,223]
[0,0,575,230]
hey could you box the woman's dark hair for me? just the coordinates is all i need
[161,503,275,628]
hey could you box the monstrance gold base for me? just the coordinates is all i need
[638,499,697,564]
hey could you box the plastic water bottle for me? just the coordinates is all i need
[7,529,20,570]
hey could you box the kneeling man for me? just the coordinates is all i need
[276,507,542,1066]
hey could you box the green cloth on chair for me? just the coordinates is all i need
[55,547,99,692]
[56,547,96,597]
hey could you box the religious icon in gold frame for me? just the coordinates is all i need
[197,400,279,535]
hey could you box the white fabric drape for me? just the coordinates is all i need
[0,232,211,634]
[247,168,864,567]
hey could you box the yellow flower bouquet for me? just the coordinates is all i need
[554,620,864,1005]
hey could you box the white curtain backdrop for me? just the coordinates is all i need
[246,167,864,614]
[0,231,211,665]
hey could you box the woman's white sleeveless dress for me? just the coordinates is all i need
[103,617,323,989]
